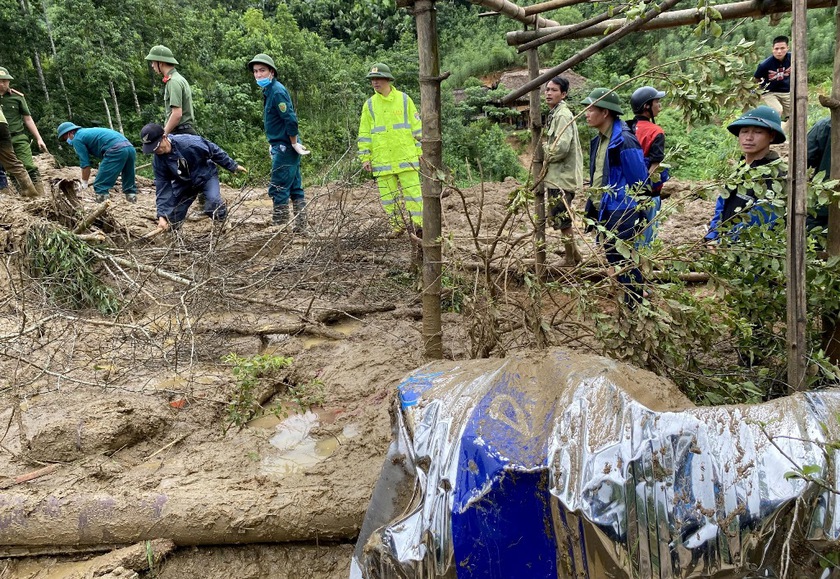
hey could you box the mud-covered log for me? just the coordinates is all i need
[0,487,362,547]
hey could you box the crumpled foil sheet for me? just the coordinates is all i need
[350,350,840,578]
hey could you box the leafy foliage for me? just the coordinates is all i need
[24,225,119,314]
[275,378,327,419]
[442,86,526,184]
[222,352,293,431]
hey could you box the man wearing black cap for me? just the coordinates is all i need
[141,123,247,231]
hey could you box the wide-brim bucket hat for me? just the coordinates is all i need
[366,63,395,80]
[727,105,786,144]
[57,122,82,140]
[144,45,179,65]
[581,87,624,115]
[247,53,277,75]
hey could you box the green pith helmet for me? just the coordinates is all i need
[57,122,82,140]
[581,87,624,115]
[0,67,12,80]
[144,45,179,65]
[727,105,786,144]
[247,53,277,74]
[366,63,394,80]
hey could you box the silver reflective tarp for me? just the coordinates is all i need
[351,350,840,578]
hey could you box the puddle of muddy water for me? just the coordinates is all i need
[302,317,362,349]
[259,411,359,476]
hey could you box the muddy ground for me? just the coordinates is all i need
[0,153,714,578]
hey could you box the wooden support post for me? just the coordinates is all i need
[415,0,444,359]
[528,49,546,279]
[501,0,682,106]
[823,5,840,362]
[787,0,808,391]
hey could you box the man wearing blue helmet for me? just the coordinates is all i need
[57,122,137,203]
[706,106,786,241]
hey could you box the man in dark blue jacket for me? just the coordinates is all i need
[705,106,786,242]
[141,123,247,230]
[807,116,831,233]
[582,88,649,305]
[248,53,309,231]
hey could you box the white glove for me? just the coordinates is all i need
[292,142,310,156]
[268,144,273,157]
[80,179,89,190]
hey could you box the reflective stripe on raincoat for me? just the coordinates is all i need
[357,88,422,176]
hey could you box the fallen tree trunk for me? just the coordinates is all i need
[0,487,362,547]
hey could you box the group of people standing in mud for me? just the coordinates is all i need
[0,49,420,237]
[0,34,832,297]
[541,34,807,305]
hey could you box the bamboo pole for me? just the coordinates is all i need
[501,0,683,105]
[524,0,592,15]
[470,0,559,27]
[415,0,444,360]
[517,9,621,53]
[528,49,546,279]
[787,0,808,391]
[506,0,837,44]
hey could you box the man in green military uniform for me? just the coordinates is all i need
[0,107,38,197]
[144,46,196,136]
[0,66,48,196]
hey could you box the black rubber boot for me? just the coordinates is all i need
[292,199,308,234]
[273,203,290,225]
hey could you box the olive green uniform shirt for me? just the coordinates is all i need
[542,101,583,191]
[0,90,32,135]
[594,129,610,187]
[163,69,195,128]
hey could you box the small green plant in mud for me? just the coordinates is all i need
[25,224,120,314]
[223,352,293,431]
[442,271,466,313]
[273,377,327,418]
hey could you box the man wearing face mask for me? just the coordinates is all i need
[57,122,137,203]
[248,53,309,231]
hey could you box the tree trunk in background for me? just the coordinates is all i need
[415,0,443,360]
[103,97,113,130]
[19,0,50,103]
[110,81,124,134]
[42,0,71,117]
[130,77,141,115]
[98,39,123,134]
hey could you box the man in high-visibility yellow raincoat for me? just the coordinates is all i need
[358,63,423,234]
